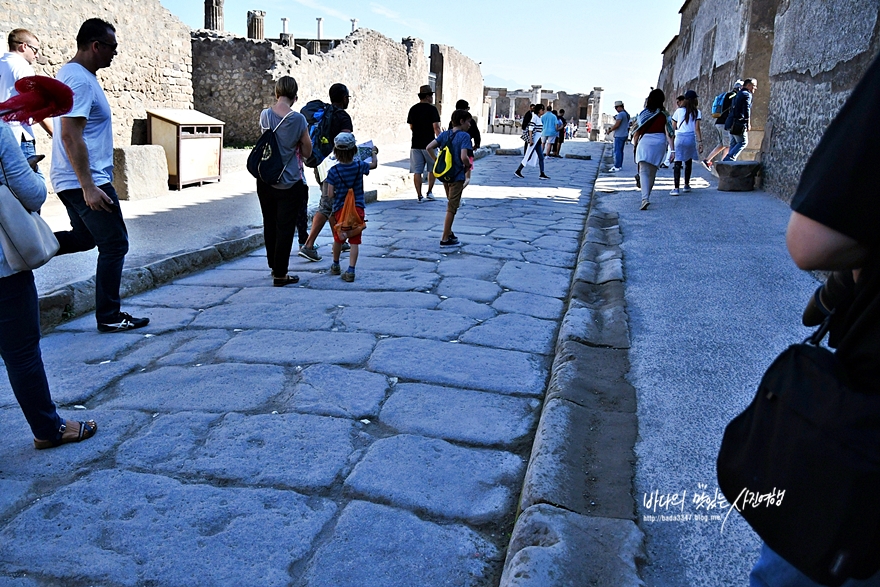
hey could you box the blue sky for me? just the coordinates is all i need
[160,0,683,116]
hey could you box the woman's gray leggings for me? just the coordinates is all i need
[638,162,658,201]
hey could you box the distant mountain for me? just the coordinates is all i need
[483,73,581,94]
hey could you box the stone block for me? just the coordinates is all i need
[547,341,636,413]
[144,247,224,284]
[38,288,72,331]
[108,363,286,412]
[437,277,502,303]
[558,305,630,349]
[519,398,637,519]
[218,330,377,366]
[496,148,524,155]
[291,363,390,418]
[215,232,264,260]
[574,258,624,285]
[302,501,498,587]
[379,383,540,447]
[564,153,592,160]
[500,504,645,587]
[570,280,626,310]
[496,261,572,299]
[0,469,336,587]
[492,291,565,320]
[112,145,169,201]
[338,306,476,340]
[344,434,523,524]
[437,297,498,321]
[368,337,547,397]
[460,313,558,355]
[715,161,762,192]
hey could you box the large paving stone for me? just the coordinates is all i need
[118,412,356,491]
[54,306,199,334]
[530,234,581,253]
[461,244,524,261]
[344,434,523,524]
[0,478,31,518]
[306,270,439,292]
[522,248,577,268]
[191,303,335,331]
[291,363,389,418]
[226,287,439,309]
[379,383,540,447]
[436,277,502,303]
[0,469,336,587]
[496,261,572,298]
[355,256,437,272]
[437,297,498,321]
[500,504,644,587]
[492,291,565,320]
[459,313,558,355]
[302,501,498,587]
[107,363,287,411]
[436,255,503,280]
[39,331,143,363]
[368,337,547,396]
[174,268,310,288]
[490,227,545,241]
[0,408,150,482]
[338,307,475,340]
[519,398,637,520]
[218,330,376,366]
[128,285,238,308]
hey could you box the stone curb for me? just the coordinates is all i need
[500,144,645,586]
[38,231,264,332]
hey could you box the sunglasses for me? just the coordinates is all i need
[16,41,39,55]
[92,39,118,51]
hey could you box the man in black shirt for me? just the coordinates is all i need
[407,85,441,202]
[299,83,353,262]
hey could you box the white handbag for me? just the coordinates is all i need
[0,183,59,271]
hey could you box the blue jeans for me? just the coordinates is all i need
[535,140,545,173]
[54,183,129,324]
[19,139,45,182]
[0,270,63,440]
[614,136,627,168]
[725,131,748,160]
[751,544,880,587]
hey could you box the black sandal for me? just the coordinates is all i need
[34,420,98,450]
[273,275,300,287]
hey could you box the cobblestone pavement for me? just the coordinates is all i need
[0,140,602,586]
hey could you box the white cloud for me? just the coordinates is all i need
[289,0,351,22]
[368,2,431,35]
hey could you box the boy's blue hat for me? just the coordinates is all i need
[334,132,356,149]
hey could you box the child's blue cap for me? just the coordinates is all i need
[334,132,356,149]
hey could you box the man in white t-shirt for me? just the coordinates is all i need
[0,28,53,165]
[51,18,148,333]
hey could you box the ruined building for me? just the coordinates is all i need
[658,0,880,200]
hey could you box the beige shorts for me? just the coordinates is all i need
[444,181,464,214]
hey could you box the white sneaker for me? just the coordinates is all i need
[607,166,621,173]
[670,188,680,196]
[425,192,436,201]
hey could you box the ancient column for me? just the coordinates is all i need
[351,19,358,33]
[247,10,265,40]
[592,87,604,139]
[204,0,223,31]
[316,18,324,40]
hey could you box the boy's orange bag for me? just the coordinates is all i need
[333,188,365,239]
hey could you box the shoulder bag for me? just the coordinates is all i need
[717,314,880,586]
[0,162,59,272]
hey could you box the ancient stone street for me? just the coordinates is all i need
[0,141,603,586]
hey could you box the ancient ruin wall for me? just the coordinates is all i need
[430,44,483,127]
[1,0,194,146]
[761,0,879,199]
[192,29,439,147]
[657,0,880,201]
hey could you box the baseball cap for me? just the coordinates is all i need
[734,80,744,89]
[334,132,356,149]
[684,90,698,100]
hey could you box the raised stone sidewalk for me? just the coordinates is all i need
[0,139,642,585]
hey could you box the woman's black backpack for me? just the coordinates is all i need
[247,111,293,184]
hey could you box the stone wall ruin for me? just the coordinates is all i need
[658,0,880,200]
[2,0,194,147]
[191,28,484,148]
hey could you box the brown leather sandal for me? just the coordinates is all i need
[34,420,98,450]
